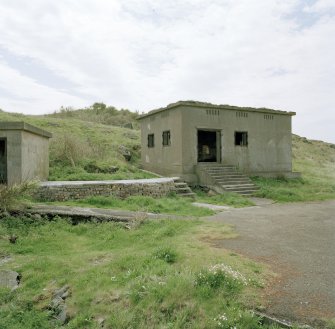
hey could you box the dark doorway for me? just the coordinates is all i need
[198,130,218,162]
[0,138,7,184]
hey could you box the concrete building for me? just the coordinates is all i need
[138,101,297,191]
[0,122,52,185]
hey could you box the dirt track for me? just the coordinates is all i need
[207,200,335,325]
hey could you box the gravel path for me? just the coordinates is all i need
[206,200,335,325]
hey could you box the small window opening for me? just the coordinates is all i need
[162,130,171,146]
[235,132,248,146]
[147,134,154,148]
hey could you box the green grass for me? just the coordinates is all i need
[45,195,215,217]
[194,188,255,207]
[252,176,335,202]
[0,215,279,329]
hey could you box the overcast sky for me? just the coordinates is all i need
[0,0,334,142]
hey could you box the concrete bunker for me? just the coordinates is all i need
[138,101,299,188]
[0,122,52,185]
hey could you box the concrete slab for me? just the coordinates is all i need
[192,202,231,211]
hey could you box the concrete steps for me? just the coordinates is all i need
[197,164,259,196]
[173,179,195,198]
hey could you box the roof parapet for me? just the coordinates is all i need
[0,121,52,138]
[137,100,296,120]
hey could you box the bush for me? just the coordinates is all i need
[0,181,37,211]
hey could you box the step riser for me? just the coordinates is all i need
[214,177,251,180]
[224,188,259,192]
[208,174,242,177]
[216,180,251,183]
[205,168,237,173]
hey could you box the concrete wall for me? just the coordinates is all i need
[35,178,176,201]
[21,131,50,182]
[181,105,293,176]
[140,107,183,176]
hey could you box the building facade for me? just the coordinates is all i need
[0,122,52,185]
[138,101,297,183]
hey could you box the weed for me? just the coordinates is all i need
[195,263,247,293]
[153,247,178,264]
[0,181,37,211]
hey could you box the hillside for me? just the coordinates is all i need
[0,105,147,181]
[0,106,334,201]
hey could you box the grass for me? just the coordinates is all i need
[0,215,280,329]
[44,195,215,217]
[194,188,255,207]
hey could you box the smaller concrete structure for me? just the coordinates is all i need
[0,122,52,185]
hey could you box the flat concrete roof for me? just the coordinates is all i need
[0,121,52,138]
[138,100,296,120]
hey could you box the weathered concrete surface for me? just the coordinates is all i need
[0,270,20,290]
[29,204,195,222]
[206,200,335,325]
[192,202,231,211]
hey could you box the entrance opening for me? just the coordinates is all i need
[0,139,7,184]
[197,130,218,162]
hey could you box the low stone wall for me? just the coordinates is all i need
[36,178,176,202]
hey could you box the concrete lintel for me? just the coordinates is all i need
[0,122,52,138]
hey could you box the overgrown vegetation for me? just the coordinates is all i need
[0,181,37,211]
[252,135,335,202]
[0,215,281,329]
[49,102,139,128]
